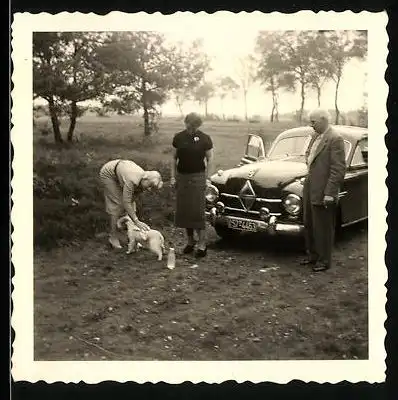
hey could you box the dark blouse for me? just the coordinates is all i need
[172,129,213,174]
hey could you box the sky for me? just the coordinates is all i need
[161,29,367,118]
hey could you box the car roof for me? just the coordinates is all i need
[268,125,368,142]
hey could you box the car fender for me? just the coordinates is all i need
[281,180,304,199]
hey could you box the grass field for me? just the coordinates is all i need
[33,115,368,361]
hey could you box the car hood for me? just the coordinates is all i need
[213,159,308,190]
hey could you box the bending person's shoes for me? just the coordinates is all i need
[109,235,122,249]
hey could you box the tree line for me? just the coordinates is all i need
[33,30,367,143]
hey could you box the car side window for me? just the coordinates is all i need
[350,138,368,167]
[246,135,265,159]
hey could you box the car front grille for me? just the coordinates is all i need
[219,193,283,217]
[225,178,282,199]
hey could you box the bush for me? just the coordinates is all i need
[33,118,53,137]
[92,106,110,117]
[357,108,368,128]
[34,197,108,249]
[293,110,310,124]
[248,115,262,123]
[226,116,242,123]
[204,113,221,121]
[33,104,49,118]
[33,142,175,250]
[33,156,107,249]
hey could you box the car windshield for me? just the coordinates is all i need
[267,135,311,160]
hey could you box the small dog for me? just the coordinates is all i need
[117,215,165,260]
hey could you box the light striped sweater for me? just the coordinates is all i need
[101,159,145,219]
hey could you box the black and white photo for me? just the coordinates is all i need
[11,11,388,384]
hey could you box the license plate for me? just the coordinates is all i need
[227,218,257,232]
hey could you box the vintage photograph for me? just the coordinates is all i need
[11,11,387,383]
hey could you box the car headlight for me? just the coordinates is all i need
[205,184,219,203]
[283,193,302,216]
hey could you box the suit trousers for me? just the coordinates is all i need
[303,192,337,267]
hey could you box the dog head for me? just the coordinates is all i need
[117,216,150,241]
[124,220,148,242]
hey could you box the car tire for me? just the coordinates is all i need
[214,225,240,240]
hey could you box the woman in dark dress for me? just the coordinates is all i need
[170,113,214,258]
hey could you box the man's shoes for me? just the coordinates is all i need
[195,247,207,258]
[312,263,330,272]
[299,258,316,266]
[183,244,195,254]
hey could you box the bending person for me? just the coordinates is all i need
[99,159,163,249]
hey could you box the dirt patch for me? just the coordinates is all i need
[34,222,368,361]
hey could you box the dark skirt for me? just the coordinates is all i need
[175,172,207,229]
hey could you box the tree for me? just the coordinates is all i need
[306,32,333,107]
[357,70,368,127]
[236,55,256,121]
[33,33,67,143]
[33,32,111,143]
[321,30,367,124]
[98,32,181,135]
[277,31,320,123]
[255,32,295,122]
[217,76,240,120]
[170,39,211,118]
[194,82,215,117]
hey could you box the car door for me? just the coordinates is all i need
[239,134,266,166]
[340,137,368,225]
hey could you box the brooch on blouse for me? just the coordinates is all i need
[193,136,199,142]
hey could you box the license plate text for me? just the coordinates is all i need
[227,218,257,232]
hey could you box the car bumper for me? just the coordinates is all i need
[205,208,304,236]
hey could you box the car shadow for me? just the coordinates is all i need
[335,219,368,246]
[208,232,305,255]
[208,220,368,256]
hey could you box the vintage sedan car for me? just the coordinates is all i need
[205,125,368,239]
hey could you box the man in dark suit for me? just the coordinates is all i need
[301,109,347,272]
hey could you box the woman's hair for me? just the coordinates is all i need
[144,171,163,189]
[184,112,203,129]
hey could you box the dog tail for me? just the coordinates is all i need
[116,215,130,229]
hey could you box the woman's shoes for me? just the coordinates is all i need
[183,244,195,254]
[195,246,207,258]
[182,243,208,257]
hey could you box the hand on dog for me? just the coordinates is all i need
[135,220,151,231]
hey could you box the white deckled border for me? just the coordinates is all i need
[10,10,388,384]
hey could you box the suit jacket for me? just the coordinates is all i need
[304,127,347,205]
